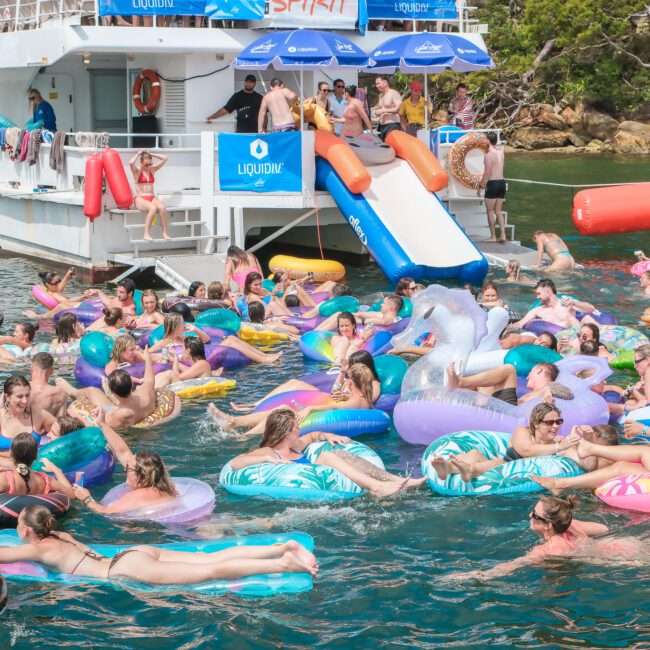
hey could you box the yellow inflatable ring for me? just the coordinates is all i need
[239,323,290,344]
[448,133,490,189]
[168,377,236,399]
[292,101,333,133]
[269,255,345,283]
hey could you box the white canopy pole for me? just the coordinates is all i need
[424,71,429,127]
[300,68,304,130]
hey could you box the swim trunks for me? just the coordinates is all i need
[485,179,507,199]
[492,387,518,406]
[271,123,296,133]
[377,123,402,142]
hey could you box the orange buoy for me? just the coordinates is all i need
[386,130,448,192]
[573,183,650,236]
[132,70,161,115]
[314,130,370,195]
[83,155,103,221]
[102,148,133,209]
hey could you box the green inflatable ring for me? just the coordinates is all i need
[34,427,106,472]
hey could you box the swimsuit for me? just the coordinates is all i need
[484,179,507,200]
[273,449,311,465]
[51,534,139,576]
[271,123,296,133]
[136,169,155,201]
[503,446,523,462]
[232,266,262,289]
[2,469,51,495]
[492,387,518,406]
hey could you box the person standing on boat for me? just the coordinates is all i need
[447,83,474,130]
[206,75,263,134]
[258,78,298,134]
[399,82,430,136]
[478,132,507,243]
[373,76,402,142]
[27,89,56,132]
[328,79,348,136]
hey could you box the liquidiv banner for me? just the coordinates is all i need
[266,0,359,29]
[205,0,264,19]
[218,132,302,193]
[366,0,457,20]
[99,0,205,15]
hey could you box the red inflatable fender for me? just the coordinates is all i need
[83,155,103,221]
[573,183,650,236]
[102,148,133,209]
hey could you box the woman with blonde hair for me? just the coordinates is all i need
[147,312,210,354]
[129,149,170,242]
[208,363,375,436]
[132,289,164,328]
[104,334,144,376]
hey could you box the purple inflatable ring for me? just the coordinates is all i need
[74,358,172,388]
[64,450,115,487]
[101,477,216,523]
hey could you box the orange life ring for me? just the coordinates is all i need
[132,70,161,115]
[448,133,489,189]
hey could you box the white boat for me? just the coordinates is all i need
[0,3,535,289]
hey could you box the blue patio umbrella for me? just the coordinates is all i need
[233,30,372,128]
[365,33,494,124]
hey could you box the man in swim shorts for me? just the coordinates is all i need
[258,78,298,133]
[512,279,597,330]
[30,352,68,418]
[446,360,572,406]
[478,132,507,243]
[88,278,137,317]
[373,76,402,142]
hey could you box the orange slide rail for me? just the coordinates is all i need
[386,130,448,192]
[573,183,650,236]
[314,130,371,195]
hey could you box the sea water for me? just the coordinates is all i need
[0,153,648,647]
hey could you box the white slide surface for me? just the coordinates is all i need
[362,159,483,266]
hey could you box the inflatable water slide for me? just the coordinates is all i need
[315,131,488,284]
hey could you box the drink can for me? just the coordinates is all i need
[74,471,85,487]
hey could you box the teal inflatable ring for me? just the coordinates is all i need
[318,296,360,318]
[34,427,106,472]
[504,344,562,377]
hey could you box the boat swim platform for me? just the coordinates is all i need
[475,240,539,270]
[107,251,227,293]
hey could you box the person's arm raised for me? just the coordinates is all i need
[95,410,135,469]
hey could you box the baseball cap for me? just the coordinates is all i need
[410,81,423,91]
[244,74,256,82]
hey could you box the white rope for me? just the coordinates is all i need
[505,178,649,189]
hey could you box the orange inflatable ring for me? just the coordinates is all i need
[132,70,161,115]
[448,133,489,189]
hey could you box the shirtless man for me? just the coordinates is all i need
[55,349,170,429]
[258,78,298,133]
[478,132,507,243]
[373,76,402,142]
[316,295,403,335]
[532,230,575,271]
[446,360,570,406]
[29,352,68,418]
[512,279,596,330]
[87,278,137,317]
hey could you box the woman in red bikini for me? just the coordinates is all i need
[129,150,170,241]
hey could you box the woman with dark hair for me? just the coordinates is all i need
[336,85,372,137]
[0,375,60,449]
[229,349,382,413]
[558,323,612,361]
[0,432,74,498]
[0,322,39,361]
[74,411,178,515]
[51,313,84,351]
[154,337,220,388]
[329,311,363,364]
[230,409,424,497]
[188,282,206,299]
[23,269,95,320]
[395,277,417,299]
[247,301,299,336]
[2,504,317,583]
[223,245,262,293]
[86,307,128,336]
[243,272,291,318]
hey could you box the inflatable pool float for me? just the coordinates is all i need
[421,430,584,496]
[254,390,333,413]
[631,260,650,276]
[527,296,616,325]
[555,325,648,358]
[63,450,115,488]
[269,255,345,283]
[0,492,70,530]
[283,314,325,334]
[195,308,241,333]
[68,390,180,429]
[620,406,650,431]
[610,350,634,370]
[299,330,394,363]
[162,296,231,313]
[168,377,236,398]
[523,319,563,336]
[299,409,390,438]
[293,101,333,133]
[595,472,650,513]
[448,133,489,189]
[31,341,81,365]
[239,323,290,344]
[54,306,103,327]
[343,134,396,166]
[31,285,59,310]
[219,440,384,500]
[34,427,106,472]
[74,358,171,389]
[317,296,360,318]
[101,477,216,523]
[0,530,315,597]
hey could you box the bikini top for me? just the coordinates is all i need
[48,533,108,575]
[137,169,154,184]
[2,469,51,495]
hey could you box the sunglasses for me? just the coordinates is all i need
[541,418,564,426]
[335,85,344,88]
[529,510,548,523]
[634,357,646,365]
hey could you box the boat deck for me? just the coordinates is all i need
[475,240,540,270]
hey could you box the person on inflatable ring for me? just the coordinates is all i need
[512,279,597,330]
[442,495,638,581]
[50,313,85,352]
[446,360,572,408]
[209,363,375,436]
[316,295,402,336]
[500,330,558,352]
[56,349,167,429]
[247,302,299,337]
[299,283,352,319]
[30,268,89,310]
[86,307,129,337]
[88,279,138,316]
[430,403,614,484]
[229,409,425,498]
[229,350,382,413]
[74,410,178,516]
[132,290,164,329]
[154,338,224,390]
[0,322,38,362]
[620,344,650,412]
[243,272,293,319]
[0,433,74,499]
[3,503,318,584]
[206,282,234,309]
[531,427,650,495]
[557,323,612,361]
[30,352,69,419]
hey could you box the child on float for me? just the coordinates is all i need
[229,409,425,498]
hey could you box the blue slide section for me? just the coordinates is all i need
[315,157,488,284]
